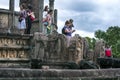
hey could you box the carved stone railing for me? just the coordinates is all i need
[0,33,33,68]
[0,9,19,32]
[0,32,89,69]
[31,32,85,69]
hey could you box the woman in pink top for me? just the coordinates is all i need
[104,45,112,57]
[45,9,53,34]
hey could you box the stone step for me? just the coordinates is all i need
[0,33,33,39]
[0,46,30,50]
[0,68,119,79]
[0,58,30,62]
[0,58,30,68]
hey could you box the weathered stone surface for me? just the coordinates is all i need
[0,9,19,33]
[0,13,8,29]
[68,34,84,64]
[30,32,87,69]
[94,40,105,62]
[0,33,32,68]
[82,38,89,60]
[0,68,119,79]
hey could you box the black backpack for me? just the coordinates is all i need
[62,27,67,35]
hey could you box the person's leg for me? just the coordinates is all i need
[24,17,28,34]
[20,19,26,34]
[66,36,71,47]
[27,17,32,34]
[43,22,48,34]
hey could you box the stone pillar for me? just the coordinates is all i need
[39,0,44,32]
[54,9,57,25]
[8,0,15,33]
[49,0,55,23]
[20,0,32,5]
[49,0,55,10]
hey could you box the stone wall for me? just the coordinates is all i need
[0,9,19,33]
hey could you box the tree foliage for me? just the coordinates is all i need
[95,29,106,40]
[85,37,96,50]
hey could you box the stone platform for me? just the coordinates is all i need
[0,68,120,80]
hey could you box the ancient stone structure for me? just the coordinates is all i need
[0,0,120,79]
[0,31,87,69]
[30,31,86,69]
[0,0,99,69]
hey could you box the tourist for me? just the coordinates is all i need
[103,45,112,57]
[43,5,49,23]
[63,20,75,47]
[44,9,53,34]
[42,5,49,34]
[25,4,34,34]
[18,3,27,34]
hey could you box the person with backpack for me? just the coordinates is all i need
[62,20,75,47]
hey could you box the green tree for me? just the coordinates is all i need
[95,30,106,40]
[85,37,96,50]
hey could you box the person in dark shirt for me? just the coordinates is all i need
[25,4,33,34]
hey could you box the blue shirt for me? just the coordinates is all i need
[64,26,72,36]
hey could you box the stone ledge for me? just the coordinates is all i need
[0,68,119,79]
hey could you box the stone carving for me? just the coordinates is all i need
[82,38,89,60]
[94,40,105,62]
[0,14,8,28]
[0,34,30,59]
[68,34,84,64]
[32,32,48,60]
[0,38,27,46]
[32,32,87,68]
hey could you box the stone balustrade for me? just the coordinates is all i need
[0,33,33,68]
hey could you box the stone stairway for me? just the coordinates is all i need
[0,33,33,68]
[0,68,119,80]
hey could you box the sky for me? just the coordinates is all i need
[0,0,120,38]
